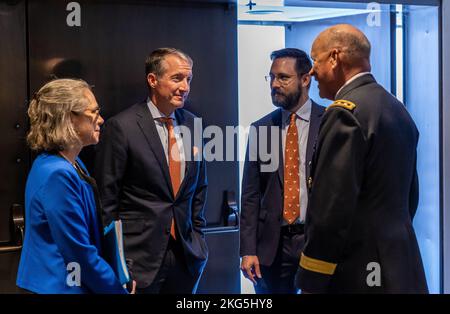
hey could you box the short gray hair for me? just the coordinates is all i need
[145,47,193,78]
[27,78,91,152]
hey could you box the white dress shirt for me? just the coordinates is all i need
[335,72,371,99]
[281,98,312,224]
[147,99,186,182]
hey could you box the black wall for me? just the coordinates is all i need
[0,1,28,293]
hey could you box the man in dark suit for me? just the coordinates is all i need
[240,48,325,294]
[295,24,428,293]
[96,48,208,294]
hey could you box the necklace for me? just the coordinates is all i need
[59,151,77,169]
[59,152,90,181]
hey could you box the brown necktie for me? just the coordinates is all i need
[158,117,181,239]
[284,113,300,224]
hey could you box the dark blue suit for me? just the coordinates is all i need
[95,102,208,293]
[240,101,324,292]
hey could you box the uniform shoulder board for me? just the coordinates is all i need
[326,99,357,111]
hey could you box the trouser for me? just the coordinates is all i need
[255,224,305,294]
[137,237,198,294]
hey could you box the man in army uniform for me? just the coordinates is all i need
[295,24,428,293]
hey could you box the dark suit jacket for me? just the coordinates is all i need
[95,101,208,289]
[240,101,325,266]
[297,74,428,293]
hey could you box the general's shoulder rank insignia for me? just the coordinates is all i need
[326,99,357,111]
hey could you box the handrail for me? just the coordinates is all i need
[0,204,24,254]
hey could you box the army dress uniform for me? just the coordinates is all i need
[295,73,428,293]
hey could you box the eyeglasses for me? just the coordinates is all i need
[265,74,295,86]
[265,73,307,86]
[72,107,101,120]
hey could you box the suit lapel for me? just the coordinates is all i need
[305,101,325,180]
[274,102,324,186]
[270,109,284,186]
[135,102,174,196]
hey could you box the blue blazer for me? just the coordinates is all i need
[16,153,126,294]
[240,101,325,266]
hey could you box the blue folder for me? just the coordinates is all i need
[103,220,130,285]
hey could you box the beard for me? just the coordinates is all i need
[271,87,302,111]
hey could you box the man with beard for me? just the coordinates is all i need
[240,48,325,293]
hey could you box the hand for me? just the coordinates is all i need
[124,280,136,294]
[129,280,136,294]
[240,255,262,285]
[125,258,136,294]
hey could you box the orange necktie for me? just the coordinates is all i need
[283,113,300,224]
[158,117,181,239]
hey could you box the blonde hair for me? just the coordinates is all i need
[27,78,92,152]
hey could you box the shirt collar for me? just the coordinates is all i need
[335,72,371,99]
[282,98,312,123]
[147,97,176,120]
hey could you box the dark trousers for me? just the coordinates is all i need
[254,226,305,294]
[137,237,198,294]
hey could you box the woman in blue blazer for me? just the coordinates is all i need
[16,79,129,294]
